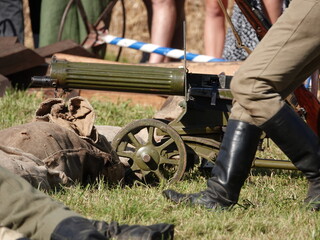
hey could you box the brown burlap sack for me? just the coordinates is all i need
[0,144,69,191]
[0,97,125,190]
[34,97,95,138]
[0,122,124,189]
[35,97,120,162]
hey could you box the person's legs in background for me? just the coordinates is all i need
[141,0,185,63]
[262,0,283,24]
[169,0,185,55]
[148,0,177,63]
[204,0,228,58]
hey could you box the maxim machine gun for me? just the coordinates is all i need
[32,59,296,184]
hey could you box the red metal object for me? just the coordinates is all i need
[294,85,320,136]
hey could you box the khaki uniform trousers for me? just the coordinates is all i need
[230,0,320,126]
[0,166,79,240]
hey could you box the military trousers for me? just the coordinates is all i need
[0,166,79,240]
[229,0,320,126]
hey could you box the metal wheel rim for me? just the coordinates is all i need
[112,119,187,185]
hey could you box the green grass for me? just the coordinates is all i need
[0,89,43,129]
[2,89,320,240]
[0,89,155,129]
[52,172,320,240]
[90,97,155,126]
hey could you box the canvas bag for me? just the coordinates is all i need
[0,97,124,190]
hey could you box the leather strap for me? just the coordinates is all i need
[217,0,252,55]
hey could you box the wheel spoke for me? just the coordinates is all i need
[147,126,155,144]
[156,138,175,152]
[131,162,140,171]
[160,157,180,165]
[153,169,165,180]
[116,151,134,159]
[127,132,141,147]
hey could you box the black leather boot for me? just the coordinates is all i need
[99,221,175,240]
[51,217,107,240]
[163,120,262,209]
[51,216,174,240]
[260,104,320,210]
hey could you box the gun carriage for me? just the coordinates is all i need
[32,58,296,185]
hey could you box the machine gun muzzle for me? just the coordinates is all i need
[31,76,57,88]
[31,60,186,96]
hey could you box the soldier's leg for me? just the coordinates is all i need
[0,166,80,239]
[230,0,320,126]
[231,0,320,210]
[163,116,262,209]
[163,90,262,209]
[163,0,320,209]
[0,166,175,239]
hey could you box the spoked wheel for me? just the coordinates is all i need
[111,119,187,185]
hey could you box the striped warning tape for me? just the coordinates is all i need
[101,34,226,63]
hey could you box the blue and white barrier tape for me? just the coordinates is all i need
[101,34,226,63]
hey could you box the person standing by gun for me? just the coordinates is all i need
[163,0,320,211]
[234,0,320,136]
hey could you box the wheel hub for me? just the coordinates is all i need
[135,145,160,171]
